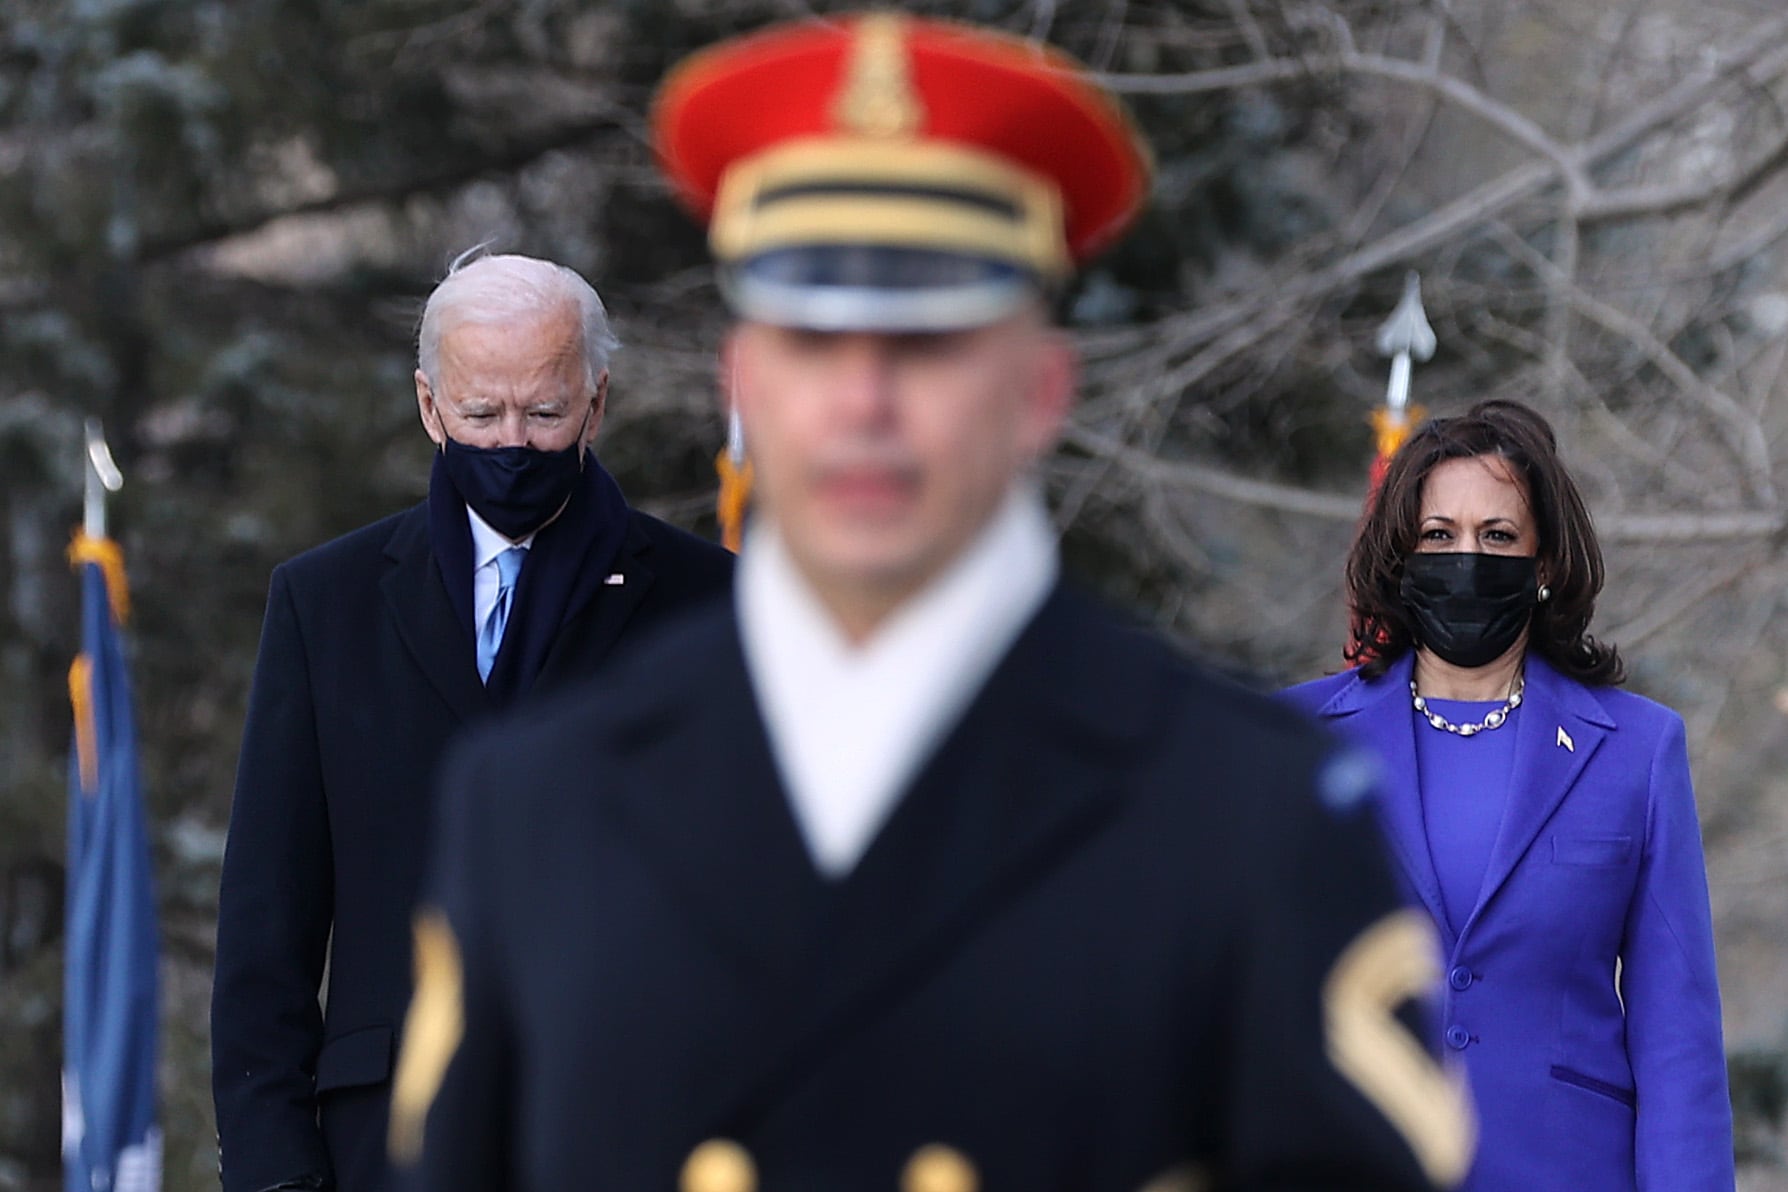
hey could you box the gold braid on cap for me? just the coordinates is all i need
[831,13,923,138]
[708,12,1070,284]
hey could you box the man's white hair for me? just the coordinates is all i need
[416,249,621,397]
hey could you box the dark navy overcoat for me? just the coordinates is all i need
[212,498,733,1192]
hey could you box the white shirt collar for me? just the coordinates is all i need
[466,506,534,570]
[737,482,1059,877]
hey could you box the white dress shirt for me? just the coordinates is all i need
[467,508,532,631]
[737,483,1059,878]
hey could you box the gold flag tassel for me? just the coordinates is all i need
[68,532,130,625]
[66,532,129,794]
[715,406,753,554]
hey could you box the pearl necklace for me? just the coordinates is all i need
[1410,674,1524,737]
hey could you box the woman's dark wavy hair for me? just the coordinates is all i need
[1344,398,1625,685]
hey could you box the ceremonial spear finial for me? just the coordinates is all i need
[83,418,124,540]
[1369,272,1436,491]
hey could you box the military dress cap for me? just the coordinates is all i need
[651,11,1152,330]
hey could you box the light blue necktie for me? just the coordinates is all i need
[476,547,526,682]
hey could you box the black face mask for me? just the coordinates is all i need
[1399,552,1539,669]
[440,433,586,539]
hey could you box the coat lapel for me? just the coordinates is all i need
[714,588,1152,1131]
[390,493,658,710]
[1313,655,1451,938]
[1458,657,1611,935]
[379,506,490,725]
[605,590,1155,1135]
[823,588,1138,987]
[604,613,826,988]
[532,513,657,693]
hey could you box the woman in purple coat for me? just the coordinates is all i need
[1283,399,1733,1191]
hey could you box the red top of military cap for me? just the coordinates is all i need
[653,13,1152,264]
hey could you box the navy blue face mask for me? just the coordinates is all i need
[439,412,590,539]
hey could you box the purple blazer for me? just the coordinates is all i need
[1283,653,1733,1192]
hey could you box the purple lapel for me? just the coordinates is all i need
[1456,656,1613,938]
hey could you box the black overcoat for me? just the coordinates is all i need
[212,499,733,1192]
[401,587,1468,1191]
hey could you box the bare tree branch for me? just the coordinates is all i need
[1097,50,1584,182]
[1064,423,1784,542]
[1579,128,1788,223]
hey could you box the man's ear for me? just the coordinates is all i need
[415,370,446,448]
[585,372,609,446]
[1022,328,1077,459]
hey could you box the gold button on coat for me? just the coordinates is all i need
[903,1144,978,1192]
[681,1139,756,1192]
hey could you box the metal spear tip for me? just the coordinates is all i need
[84,417,123,492]
[725,404,746,462]
[1375,271,1437,363]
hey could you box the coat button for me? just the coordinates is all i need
[1448,965,1474,990]
[682,1139,756,1192]
[903,1144,979,1192]
[1445,1025,1471,1050]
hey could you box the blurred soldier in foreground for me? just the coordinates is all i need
[392,15,1473,1191]
[211,253,733,1192]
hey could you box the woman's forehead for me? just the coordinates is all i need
[1419,454,1532,515]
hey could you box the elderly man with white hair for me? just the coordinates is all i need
[211,252,733,1192]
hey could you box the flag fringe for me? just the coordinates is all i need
[68,533,130,625]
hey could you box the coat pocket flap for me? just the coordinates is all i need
[1550,1064,1637,1108]
[1551,834,1633,866]
[315,1023,393,1093]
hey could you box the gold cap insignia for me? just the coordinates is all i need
[831,13,924,138]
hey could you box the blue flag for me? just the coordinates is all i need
[64,535,161,1192]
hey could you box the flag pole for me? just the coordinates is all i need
[65,416,159,1192]
[83,418,123,541]
[1350,275,1438,668]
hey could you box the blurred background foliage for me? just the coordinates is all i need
[5,0,1788,1186]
